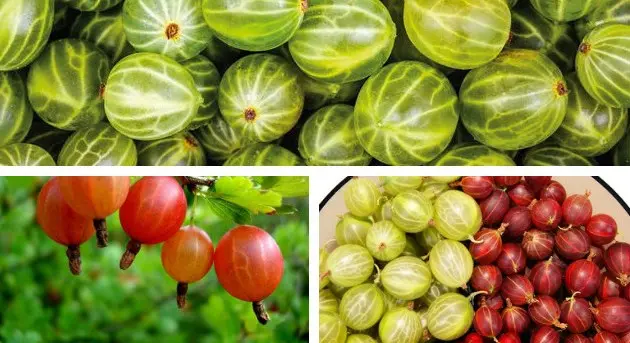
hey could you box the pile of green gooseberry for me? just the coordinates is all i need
[1,0,629,166]
[320,177,484,343]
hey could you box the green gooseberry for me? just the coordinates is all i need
[70,5,134,63]
[0,0,54,71]
[298,104,372,166]
[404,0,511,69]
[374,199,393,222]
[339,284,385,330]
[530,0,597,22]
[576,24,630,108]
[415,227,443,255]
[551,73,628,157]
[181,55,221,130]
[105,52,200,140]
[575,0,630,40]
[381,177,424,196]
[223,143,304,166]
[427,292,477,341]
[335,213,371,246]
[433,190,482,241]
[319,289,339,313]
[24,122,72,160]
[419,280,455,307]
[58,123,137,166]
[523,145,596,166]
[123,0,211,61]
[0,143,55,166]
[380,256,432,300]
[379,307,423,343]
[0,71,33,147]
[402,235,421,257]
[391,190,433,233]
[343,178,380,217]
[365,220,406,261]
[27,39,110,131]
[320,249,330,290]
[429,240,474,288]
[325,244,374,288]
[219,54,304,143]
[428,176,461,183]
[382,290,407,312]
[60,0,122,11]
[137,132,206,166]
[431,143,516,166]
[202,0,306,52]
[300,75,363,111]
[319,311,347,343]
[418,180,450,202]
[354,61,458,166]
[346,334,378,343]
[202,33,244,72]
[288,0,395,83]
[194,115,242,162]
[460,49,568,151]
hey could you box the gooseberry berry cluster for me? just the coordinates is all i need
[319,176,630,343]
[36,176,284,323]
[1,0,629,167]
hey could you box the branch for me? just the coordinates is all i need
[184,177,215,187]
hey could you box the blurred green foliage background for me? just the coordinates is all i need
[0,176,309,343]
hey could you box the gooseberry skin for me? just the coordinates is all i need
[522,230,555,260]
[481,294,505,311]
[594,332,620,343]
[622,331,630,343]
[501,300,530,334]
[592,297,630,334]
[566,259,602,298]
[119,176,187,269]
[560,295,593,334]
[161,226,214,308]
[501,274,536,306]
[498,332,521,343]
[531,326,560,343]
[494,176,522,187]
[36,177,95,275]
[531,198,562,231]
[214,225,284,325]
[496,243,526,275]
[460,176,495,199]
[473,305,503,339]
[464,332,485,343]
[471,265,503,295]
[540,181,567,204]
[589,245,606,268]
[343,178,380,217]
[604,243,630,286]
[562,193,593,227]
[508,182,535,206]
[525,176,552,193]
[58,176,130,248]
[566,334,593,343]
[556,228,592,261]
[528,295,566,328]
[529,258,563,295]
[469,227,504,265]
[479,190,510,225]
[502,206,532,239]
[586,214,618,246]
[599,273,623,300]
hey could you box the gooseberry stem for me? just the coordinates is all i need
[93,218,108,248]
[177,282,188,309]
[66,245,81,275]
[184,176,215,187]
[253,301,270,325]
[120,240,142,270]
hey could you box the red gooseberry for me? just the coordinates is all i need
[522,229,555,260]
[460,176,495,199]
[502,298,530,334]
[502,206,532,239]
[530,199,562,231]
[214,225,284,324]
[586,214,618,246]
[556,228,591,261]
[563,192,593,228]
[469,225,505,265]
[58,176,130,248]
[463,332,485,343]
[479,189,510,225]
[478,294,505,311]
[599,272,622,300]
[591,297,630,334]
[566,334,593,343]
[531,325,560,343]
[496,243,526,275]
[501,274,536,306]
[528,295,567,329]
[524,176,552,193]
[471,265,503,295]
[604,243,630,286]
[529,257,563,295]
[594,331,621,343]
[508,182,535,207]
[560,292,594,333]
[161,226,214,308]
[539,181,567,204]
[37,177,95,275]
[498,332,521,343]
[566,259,602,298]
[621,330,630,343]
[119,176,187,270]
[494,176,522,188]
[589,245,606,268]
[473,305,503,339]
[625,285,630,301]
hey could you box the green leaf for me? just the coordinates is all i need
[272,205,298,215]
[204,198,252,224]
[266,177,309,198]
[213,177,282,214]
[252,176,281,189]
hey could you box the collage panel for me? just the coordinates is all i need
[318,176,630,343]
[0,176,309,342]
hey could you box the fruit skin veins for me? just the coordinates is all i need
[0,71,33,147]
[460,49,568,151]
[530,0,597,22]
[161,225,214,284]
[59,176,130,220]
